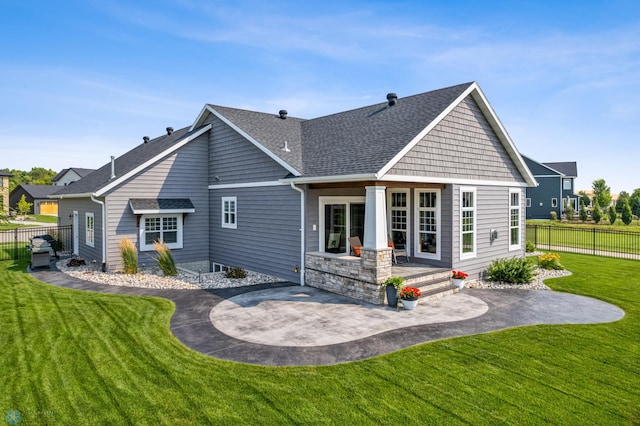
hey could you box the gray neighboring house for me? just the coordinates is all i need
[52,82,536,304]
[522,156,578,219]
[53,167,96,186]
[10,184,61,215]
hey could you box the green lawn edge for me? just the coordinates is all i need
[1,254,639,425]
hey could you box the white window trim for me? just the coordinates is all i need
[563,178,572,190]
[460,187,476,260]
[221,196,237,229]
[509,188,521,251]
[387,189,411,255]
[139,214,184,251]
[551,198,558,208]
[413,188,441,260]
[526,198,531,208]
[85,212,95,248]
[318,196,365,254]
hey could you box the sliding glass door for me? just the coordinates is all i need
[320,197,365,254]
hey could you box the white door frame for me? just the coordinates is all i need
[72,211,79,255]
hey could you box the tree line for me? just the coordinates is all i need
[0,167,57,193]
[576,179,640,225]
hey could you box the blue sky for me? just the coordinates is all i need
[1,0,639,193]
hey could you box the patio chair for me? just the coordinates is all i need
[348,236,362,256]
[388,236,409,264]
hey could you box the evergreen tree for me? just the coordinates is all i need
[621,199,633,225]
[592,201,602,224]
[579,200,588,222]
[608,206,618,225]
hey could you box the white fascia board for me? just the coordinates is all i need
[376,84,477,178]
[286,173,378,185]
[209,180,283,190]
[94,124,211,197]
[469,86,538,187]
[189,104,212,131]
[205,107,301,177]
[48,192,95,199]
[381,174,531,188]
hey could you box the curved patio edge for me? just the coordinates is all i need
[28,266,625,367]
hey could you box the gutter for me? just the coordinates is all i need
[90,194,107,272]
[290,181,305,286]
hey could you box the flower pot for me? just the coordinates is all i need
[452,278,465,289]
[401,298,418,310]
[386,284,398,307]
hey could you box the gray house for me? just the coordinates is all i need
[522,156,578,219]
[53,167,96,186]
[52,82,536,304]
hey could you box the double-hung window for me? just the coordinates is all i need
[85,212,94,247]
[460,187,476,259]
[509,189,521,250]
[139,214,183,251]
[222,197,237,229]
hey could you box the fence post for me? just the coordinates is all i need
[592,228,596,256]
[13,228,18,260]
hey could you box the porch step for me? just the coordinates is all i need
[400,268,459,301]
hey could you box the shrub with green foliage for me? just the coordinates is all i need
[538,252,564,270]
[525,240,536,253]
[565,203,574,221]
[225,267,247,279]
[153,241,177,276]
[487,257,536,284]
[608,206,618,225]
[550,211,558,221]
[119,238,138,274]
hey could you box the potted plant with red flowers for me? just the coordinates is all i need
[451,270,468,289]
[400,286,421,310]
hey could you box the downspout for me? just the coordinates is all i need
[90,195,107,272]
[290,181,305,286]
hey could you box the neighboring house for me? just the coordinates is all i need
[10,184,60,215]
[0,171,11,214]
[53,168,96,186]
[52,82,536,304]
[522,156,578,219]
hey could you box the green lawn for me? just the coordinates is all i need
[1,254,639,424]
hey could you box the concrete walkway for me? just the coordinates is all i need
[30,266,625,366]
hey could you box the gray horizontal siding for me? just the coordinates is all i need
[209,185,302,283]
[105,134,210,271]
[206,114,292,184]
[389,96,524,183]
[57,198,103,263]
[452,185,525,279]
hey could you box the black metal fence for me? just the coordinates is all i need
[527,224,640,260]
[0,225,73,261]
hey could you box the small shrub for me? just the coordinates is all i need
[225,267,247,279]
[153,241,177,276]
[538,252,564,270]
[565,204,574,221]
[66,258,86,267]
[608,206,617,225]
[579,201,588,222]
[487,257,536,284]
[525,240,536,253]
[119,238,138,274]
[550,211,558,221]
[592,202,602,224]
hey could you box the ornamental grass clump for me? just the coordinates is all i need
[119,238,138,274]
[487,257,536,284]
[538,252,564,270]
[153,241,177,276]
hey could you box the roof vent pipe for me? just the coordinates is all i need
[143,136,150,143]
[386,93,398,106]
[279,109,288,119]
[166,127,174,135]
[110,156,116,180]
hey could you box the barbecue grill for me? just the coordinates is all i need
[29,237,52,269]
[34,234,59,258]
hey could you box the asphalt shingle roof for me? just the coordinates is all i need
[53,126,203,196]
[129,198,195,213]
[543,161,578,177]
[16,184,60,199]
